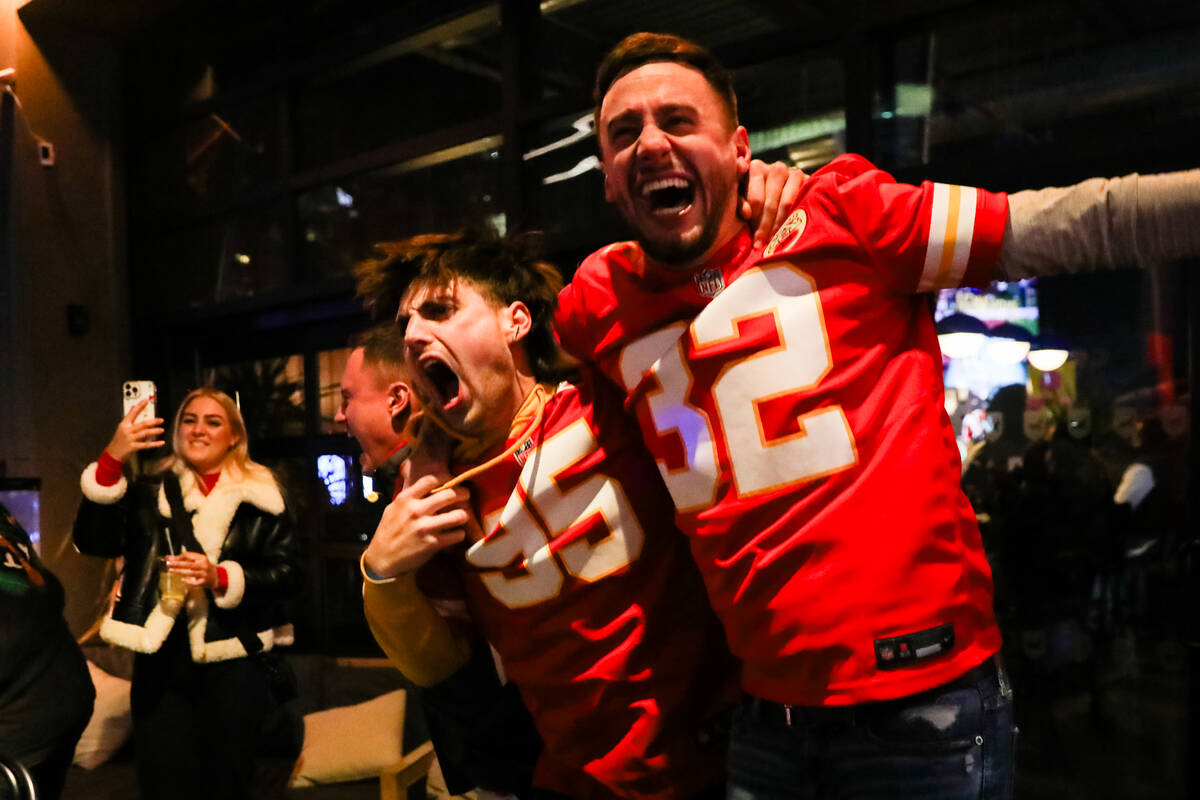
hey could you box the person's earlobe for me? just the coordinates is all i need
[387,382,411,419]
[733,125,751,177]
[506,302,532,344]
[600,154,619,204]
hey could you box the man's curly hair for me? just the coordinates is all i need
[353,228,571,384]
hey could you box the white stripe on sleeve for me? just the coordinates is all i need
[947,186,977,287]
[918,184,979,291]
[919,183,950,291]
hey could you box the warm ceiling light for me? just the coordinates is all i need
[1028,349,1069,371]
[1028,334,1069,371]
[987,322,1033,364]
[936,312,987,359]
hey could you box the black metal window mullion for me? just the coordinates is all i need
[500,0,542,232]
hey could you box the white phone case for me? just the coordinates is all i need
[122,380,157,424]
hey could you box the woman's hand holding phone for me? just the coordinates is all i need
[104,397,165,462]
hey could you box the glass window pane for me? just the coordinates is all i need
[876,7,1200,173]
[134,202,290,313]
[258,454,319,651]
[134,98,283,221]
[305,449,388,518]
[737,53,846,171]
[126,7,286,112]
[525,110,622,259]
[323,489,388,542]
[297,140,503,281]
[318,347,353,435]
[315,453,391,515]
[260,456,321,539]
[204,355,306,439]
[288,0,482,52]
[0,479,41,553]
[540,0,782,96]
[292,27,503,170]
[317,454,353,508]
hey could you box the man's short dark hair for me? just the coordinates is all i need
[353,228,569,384]
[352,325,408,382]
[593,32,738,129]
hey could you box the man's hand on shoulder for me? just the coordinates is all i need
[741,159,808,249]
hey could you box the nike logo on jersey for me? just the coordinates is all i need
[513,437,535,466]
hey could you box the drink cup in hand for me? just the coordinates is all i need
[159,557,186,610]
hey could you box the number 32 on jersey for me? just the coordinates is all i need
[466,419,645,609]
[619,262,859,513]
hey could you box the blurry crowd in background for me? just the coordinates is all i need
[952,361,1193,749]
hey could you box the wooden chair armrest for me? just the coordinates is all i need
[334,656,394,670]
[378,740,436,800]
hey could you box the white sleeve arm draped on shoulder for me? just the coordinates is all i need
[997,169,1200,280]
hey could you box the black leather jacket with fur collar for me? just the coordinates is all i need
[74,461,301,663]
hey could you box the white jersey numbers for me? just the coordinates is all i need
[618,325,720,512]
[467,419,645,609]
[621,262,858,506]
[471,501,563,611]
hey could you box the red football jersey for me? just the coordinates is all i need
[555,154,1008,706]
[457,372,737,799]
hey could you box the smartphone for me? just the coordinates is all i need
[122,380,158,424]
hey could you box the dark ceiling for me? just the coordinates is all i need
[21,0,1200,188]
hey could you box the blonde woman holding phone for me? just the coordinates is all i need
[74,387,300,800]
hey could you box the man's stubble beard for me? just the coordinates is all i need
[638,217,723,267]
[628,180,738,269]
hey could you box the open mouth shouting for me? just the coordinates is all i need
[640,175,696,217]
[418,356,463,413]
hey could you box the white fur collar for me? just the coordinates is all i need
[156,463,284,561]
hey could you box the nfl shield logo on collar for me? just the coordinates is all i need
[694,268,725,298]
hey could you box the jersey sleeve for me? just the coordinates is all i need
[554,278,593,363]
[826,155,1009,294]
[362,571,472,686]
[554,242,640,366]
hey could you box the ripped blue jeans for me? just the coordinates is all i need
[727,656,1016,800]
